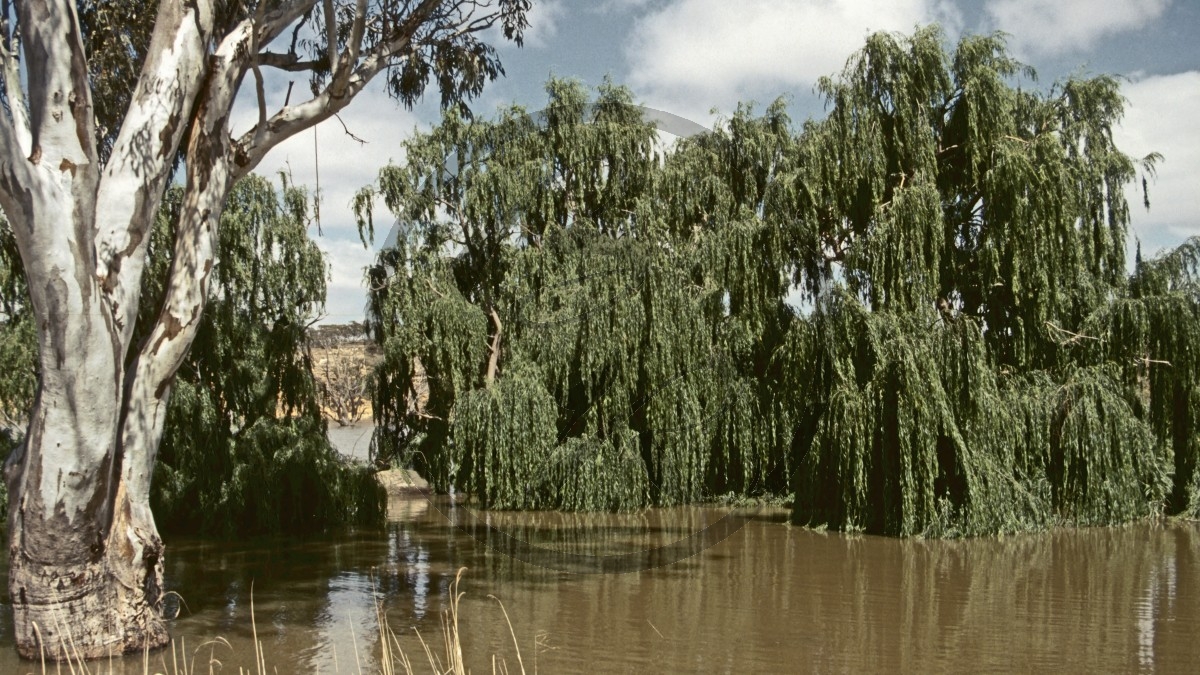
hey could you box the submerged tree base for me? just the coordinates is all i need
[9,507,169,661]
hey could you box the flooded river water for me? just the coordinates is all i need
[1,495,1198,672]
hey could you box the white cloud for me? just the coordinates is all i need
[1113,70,1200,254]
[624,0,960,122]
[504,0,566,49]
[230,81,424,324]
[985,0,1171,58]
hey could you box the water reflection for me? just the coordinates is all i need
[0,499,1197,672]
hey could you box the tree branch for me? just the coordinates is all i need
[486,307,502,386]
[256,51,324,72]
[1045,321,1102,345]
[15,0,96,170]
[250,2,269,147]
[0,2,32,158]
[118,12,251,507]
[93,1,217,350]
[253,0,320,47]
[232,0,445,180]
[330,0,371,98]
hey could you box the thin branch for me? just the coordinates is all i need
[323,0,337,73]
[1045,321,1102,345]
[486,307,502,386]
[1138,355,1172,368]
[256,51,324,72]
[333,112,367,144]
[249,2,269,147]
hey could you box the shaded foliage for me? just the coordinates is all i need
[0,214,35,433]
[149,176,383,535]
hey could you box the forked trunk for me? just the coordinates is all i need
[0,0,524,661]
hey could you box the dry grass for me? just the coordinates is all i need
[29,568,525,675]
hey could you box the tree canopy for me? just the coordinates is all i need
[360,27,1199,535]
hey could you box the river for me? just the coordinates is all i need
[1,493,1198,673]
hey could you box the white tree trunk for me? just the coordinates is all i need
[0,1,208,658]
[0,0,520,659]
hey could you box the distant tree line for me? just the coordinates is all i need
[357,26,1198,536]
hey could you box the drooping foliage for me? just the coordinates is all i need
[0,177,383,535]
[148,176,384,535]
[779,26,1181,535]
[359,78,795,509]
[363,28,1195,535]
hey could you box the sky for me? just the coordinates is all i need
[230,0,1200,325]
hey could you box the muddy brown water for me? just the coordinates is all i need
[1,496,1198,673]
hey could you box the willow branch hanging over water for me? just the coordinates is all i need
[361,27,1196,535]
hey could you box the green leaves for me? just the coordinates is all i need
[363,29,1196,533]
[151,175,382,535]
[0,214,35,432]
[364,78,794,509]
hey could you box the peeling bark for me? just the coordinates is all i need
[0,0,525,660]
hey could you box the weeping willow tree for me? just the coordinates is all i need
[0,176,384,535]
[781,26,1183,535]
[359,78,796,508]
[1089,240,1200,517]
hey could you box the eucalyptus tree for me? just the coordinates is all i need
[2,176,382,534]
[0,0,529,659]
